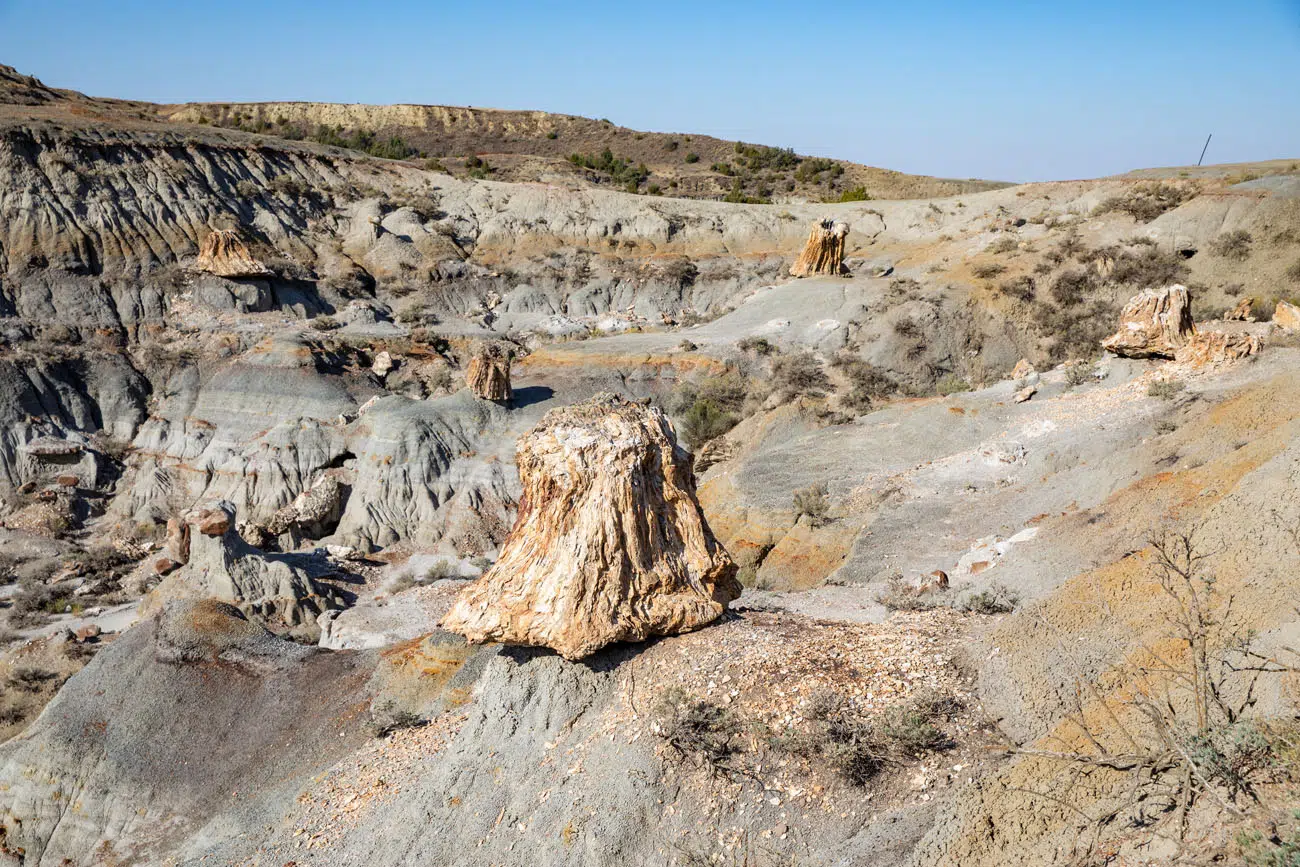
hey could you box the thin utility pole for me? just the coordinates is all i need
[1197,134,1212,167]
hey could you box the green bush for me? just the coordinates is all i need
[722,179,768,204]
[879,703,949,756]
[684,152,699,163]
[1095,182,1192,222]
[307,124,418,160]
[567,148,649,187]
[837,186,872,203]
[679,400,736,449]
[934,373,970,396]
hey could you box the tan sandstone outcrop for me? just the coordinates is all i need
[442,393,740,659]
[790,219,850,277]
[194,228,273,278]
[465,341,513,402]
[1100,285,1195,358]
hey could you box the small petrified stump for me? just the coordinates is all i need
[790,219,850,277]
[195,228,273,278]
[1224,297,1256,322]
[1101,285,1195,359]
[442,393,741,659]
[465,341,514,402]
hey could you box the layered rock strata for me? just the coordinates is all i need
[146,501,339,636]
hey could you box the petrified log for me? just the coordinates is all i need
[195,228,273,278]
[1101,285,1195,359]
[1274,300,1300,332]
[442,393,740,659]
[465,341,513,402]
[790,219,850,278]
[1174,331,1262,366]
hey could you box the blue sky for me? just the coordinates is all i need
[1,0,1297,181]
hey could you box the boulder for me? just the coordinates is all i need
[790,219,850,278]
[465,341,513,402]
[442,393,740,659]
[194,228,273,279]
[1010,359,1036,380]
[152,556,183,576]
[1275,300,1300,332]
[196,506,232,537]
[1013,385,1036,404]
[1100,285,1195,359]
[371,350,395,378]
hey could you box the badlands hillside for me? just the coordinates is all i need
[1,63,1300,866]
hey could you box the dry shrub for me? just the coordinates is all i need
[1210,230,1253,260]
[793,483,830,526]
[999,275,1036,302]
[1095,182,1192,222]
[772,352,830,399]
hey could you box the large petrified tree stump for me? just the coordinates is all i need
[465,341,514,402]
[442,393,740,659]
[1101,285,1195,358]
[195,227,273,278]
[790,219,850,277]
